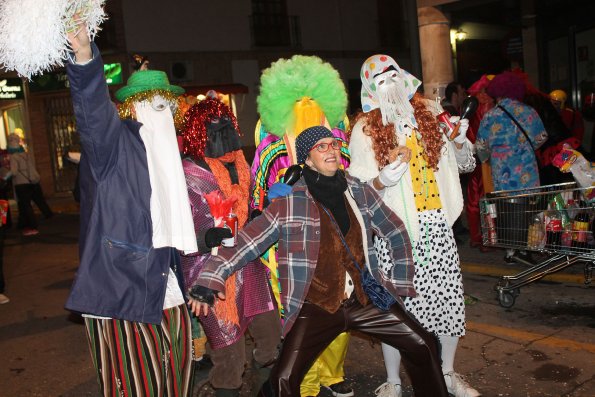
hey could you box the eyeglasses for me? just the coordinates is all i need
[310,140,341,154]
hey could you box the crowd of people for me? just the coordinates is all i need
[35,18,588,397]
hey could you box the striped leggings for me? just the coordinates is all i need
[84,304,193,397]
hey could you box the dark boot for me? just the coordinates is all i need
[215,388,240,397]
[252,358,273,397]
[256,379,276,397]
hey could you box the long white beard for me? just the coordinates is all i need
[377,83,415,126]
[134,102,198,254]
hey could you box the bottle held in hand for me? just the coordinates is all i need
[221,213,238,247]
[437,111,458,140]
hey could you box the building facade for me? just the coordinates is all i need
[4,0,591,197]
[0,0,415,196]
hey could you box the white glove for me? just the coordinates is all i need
[448,116,469,144]
[454,119,469,144]
[378,160,408,187]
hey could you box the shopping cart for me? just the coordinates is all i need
[480,182,594,308]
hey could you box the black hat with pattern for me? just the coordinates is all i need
[295,126,334,164]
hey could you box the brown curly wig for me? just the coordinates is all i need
[349,93,444,170]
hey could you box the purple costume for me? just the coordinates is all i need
[180,159,275,349]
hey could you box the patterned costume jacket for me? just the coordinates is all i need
[196,174,415,336]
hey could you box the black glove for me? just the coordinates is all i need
[250,209,262,220]
[188,285,217,306]
[204,227,232,248]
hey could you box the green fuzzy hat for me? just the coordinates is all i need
[257,55,348,137]
[115,70,184,102]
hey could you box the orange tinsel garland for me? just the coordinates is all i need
[204,150,251,228]
[203,150,252,326]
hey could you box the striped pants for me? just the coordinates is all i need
[84,304,193,397]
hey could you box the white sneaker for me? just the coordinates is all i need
[444,372,481,397]
[0,293,9,304]
[374,382,402,397]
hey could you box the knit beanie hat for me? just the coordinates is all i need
[295,126,334,164]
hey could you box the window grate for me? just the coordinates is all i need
[44,95,79,193]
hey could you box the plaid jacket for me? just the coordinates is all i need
[196,174,414,335]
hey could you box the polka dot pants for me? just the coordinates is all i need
[374,209,466,336]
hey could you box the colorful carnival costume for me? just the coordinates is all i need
[476,73,548,192]
[180,99,280,397]
[348,55,480,397]
[66,33,196,397]
[251,55,353,397]
[193,125,448,397]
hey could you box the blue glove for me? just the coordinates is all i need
[268,182,292,199]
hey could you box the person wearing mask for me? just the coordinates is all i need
[188,126,449,397]
[348,54,478,397]
[180,98,281,397]
[65,23,196,396]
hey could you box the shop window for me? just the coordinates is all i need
[0,104,25,150]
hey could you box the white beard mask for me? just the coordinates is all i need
[376,77,415,127]
[133,98,198,254]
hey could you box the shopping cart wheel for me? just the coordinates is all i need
[498,290,516,308]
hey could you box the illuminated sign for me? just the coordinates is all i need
[104,63,123,85]
[0,78,24,100]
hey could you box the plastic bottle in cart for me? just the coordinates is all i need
[552,193,571,228]
[527,213,545,249]
[561,199,574,247]
[483,203,497,245]
[562,222,573,248]
[571,205,590,250]
[546,210,563,249]
[566,199,578,219]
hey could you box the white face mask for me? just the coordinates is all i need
[150,95,169,112]
[134,95,177,128]
[374,70,415,126]
[375,70,399,92]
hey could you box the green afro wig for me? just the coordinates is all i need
[257,55,348,137]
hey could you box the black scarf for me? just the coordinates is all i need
[302,165,350,235]
[204,118,242,158]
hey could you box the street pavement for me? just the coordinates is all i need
[1,197,594,397]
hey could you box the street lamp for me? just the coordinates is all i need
[454,29,468,41]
